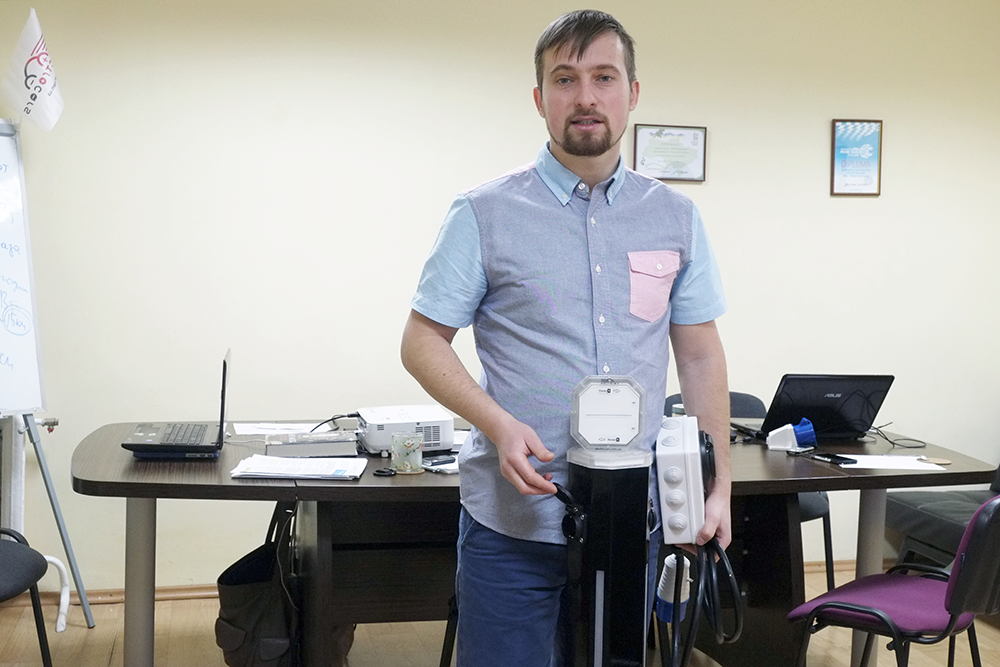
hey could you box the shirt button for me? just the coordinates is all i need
[577,182,587,190]
[656,263,663,270]
[599,315,606,324]
[603,364,611,373]
[590,217,596,226]
[595,265,602,273]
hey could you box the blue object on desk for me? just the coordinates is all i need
[793,418,817,448]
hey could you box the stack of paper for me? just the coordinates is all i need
[231,454,368,480]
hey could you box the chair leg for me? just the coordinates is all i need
[440,595,458,667]
[821,513,835,590]
[861,633,875,667]
[947,634,956,667]
[893,639,910,667]
[968,622,982,667]
[28,585,53,667]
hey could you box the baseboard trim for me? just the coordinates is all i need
[802,558,898,575]
[0,584,219,608]
[3,559,899,608]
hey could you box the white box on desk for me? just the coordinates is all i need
[356,404,455,454]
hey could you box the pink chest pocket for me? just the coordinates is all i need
[627,250,680,322]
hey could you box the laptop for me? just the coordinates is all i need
[732,374,894,441]
[121,349,231,459]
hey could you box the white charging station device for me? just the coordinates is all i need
[560,375,653,667]
[655,415,709,545]
[557,377,719,667]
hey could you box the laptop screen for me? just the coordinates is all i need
[215,348,231,447]
[759,374,894,440]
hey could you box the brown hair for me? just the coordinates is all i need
[534,10,636,90]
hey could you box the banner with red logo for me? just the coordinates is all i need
[1,9,64,132]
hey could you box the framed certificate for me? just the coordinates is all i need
[633,124,706,182]
[831,119,882,196]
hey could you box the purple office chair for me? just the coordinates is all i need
[787,494,1000,667]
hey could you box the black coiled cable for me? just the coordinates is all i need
[659,539,743,667]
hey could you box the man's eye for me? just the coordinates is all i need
[597,75,613,83]
[556,77,572,85]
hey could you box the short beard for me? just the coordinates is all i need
[557,115,620,157]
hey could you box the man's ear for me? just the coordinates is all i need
[533,86,545,118]
[629,80,640,112]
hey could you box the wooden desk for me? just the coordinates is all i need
[294,464,460,665]
[71,423,459,667]
[73,424,993,667]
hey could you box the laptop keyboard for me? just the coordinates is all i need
[161,423,208,446]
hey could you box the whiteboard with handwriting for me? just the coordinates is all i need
[0,121,44,413]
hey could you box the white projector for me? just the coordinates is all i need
[356,404,455,455]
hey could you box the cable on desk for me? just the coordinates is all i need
[870,423,928,449]
[310,413,359,433]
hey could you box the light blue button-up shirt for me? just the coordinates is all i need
[412,145,725,544]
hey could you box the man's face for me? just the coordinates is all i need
[533,31,639,160]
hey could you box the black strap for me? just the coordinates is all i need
[266,501,296,546]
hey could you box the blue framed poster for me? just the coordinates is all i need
[831,119,882,196]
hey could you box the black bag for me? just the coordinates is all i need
[215,501,300,667]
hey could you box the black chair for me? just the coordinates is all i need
[886,464,1000,566]
[0,528,53,667]
[788,494,1000,667]
[665,391,836,590]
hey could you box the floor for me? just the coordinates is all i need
[1,569,998,666]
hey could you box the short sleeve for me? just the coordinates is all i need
[669,206,727,325]
[410,195,488,328]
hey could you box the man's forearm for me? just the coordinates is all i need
[671,321,730,491]
[401,310,557,494]
[400,310,513,441]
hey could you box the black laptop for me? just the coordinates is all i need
[121,349,231,459]
[732,374,894,441]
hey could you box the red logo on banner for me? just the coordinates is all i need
[21,36,57,115]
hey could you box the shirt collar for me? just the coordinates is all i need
[535,143,626,206]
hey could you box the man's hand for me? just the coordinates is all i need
[490,418,558,496]
[697,484,732,549]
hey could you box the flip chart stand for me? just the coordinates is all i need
[19,414,94,628]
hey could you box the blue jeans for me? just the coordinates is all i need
[455,508,663,667]
[455,508,569,667]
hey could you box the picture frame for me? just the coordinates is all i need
[831,119,882,196]
[633,124,706,182]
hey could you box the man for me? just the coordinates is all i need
[401,9,730,666]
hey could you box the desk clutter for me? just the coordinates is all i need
[231,455,368,480]
[264,431,358,458]
[227,407,465,479]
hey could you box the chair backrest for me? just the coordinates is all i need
[664,391,766,420]
[729,392,766,419]
[945,495,1000,615]
[990,465,1000,493]
[0,528,49,604]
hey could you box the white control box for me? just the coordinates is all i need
[356,404,455,454]
[655,415,706,545]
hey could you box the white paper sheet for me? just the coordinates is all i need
[231,454,368,479]
[838,455,945,471]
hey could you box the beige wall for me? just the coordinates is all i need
[2,0,998,591]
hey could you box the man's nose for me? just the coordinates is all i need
[575,81,598,107]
